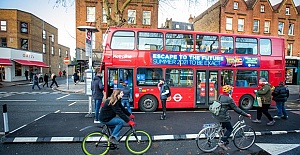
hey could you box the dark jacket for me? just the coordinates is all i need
[99,99,131,123]
[214,94,248,122]
[33,75,38,83]
[159,83,169,100]
[121,86,131,100]
[257,83,272,104]
[91,76,104,100]
[44,74,49,82]
[272,86,289,102]
[52,75,57,81]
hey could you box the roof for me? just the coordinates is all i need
[297,5,300,14]
[272,2,281,11]
[245,0,256,8]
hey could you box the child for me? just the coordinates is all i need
[213,85,251,150]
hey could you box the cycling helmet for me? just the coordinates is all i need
[222,85,232,93]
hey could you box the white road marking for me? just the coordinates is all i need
[67,100,88,102]
[255,143,300,155]
[13,137,38,143]
[54,110,61,113]
[68,102,76,106]
[56,94,70,100]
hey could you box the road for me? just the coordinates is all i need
[0,81,299,155]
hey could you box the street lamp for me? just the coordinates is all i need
[49,35,52,74]
[77,26,98,118]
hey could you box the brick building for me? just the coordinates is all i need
[193,0,300,85]
[0,9,70,81]
[75,0,159,68]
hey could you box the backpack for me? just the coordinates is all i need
[209,96,222,115]
[165,85,171,97]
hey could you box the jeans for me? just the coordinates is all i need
[32,82,41,89]
[94,99,102,121]
[276,101,287,117]
[121,99,132,114]
[161,99,166,115]
[101,117,124,139]
[221,122,233,143]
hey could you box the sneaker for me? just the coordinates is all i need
[160,115,166,120]
[94,120,100,123]
[218,141,228,150]
[109,136,119,144]
[251,119,262,123]
[267,120,275,126]
[281,116,288,119]
[273,115,281,119]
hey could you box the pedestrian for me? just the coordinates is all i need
[29,71,34,82]
[50,73,59,88]
[43,73,49,87]
[91,72,104,123]
[32,74,41,90]
[63,70,66,77]
[24,70,29,81]
[272,81,289,119]
[73,71,79,85]
[252,78,275,126]
[121,80,132,114]
[59,71,62,77]
[158,78,170,120]
[99,89,135,144]
[212,85,251,150]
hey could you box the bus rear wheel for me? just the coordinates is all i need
[139,95,158,112]
[239,95,254,110]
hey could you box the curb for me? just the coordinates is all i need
[2,129,300,143]
[53,87,85,94]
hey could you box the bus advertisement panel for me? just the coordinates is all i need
[101,27,285,112]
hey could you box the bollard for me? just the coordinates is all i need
[2,104,9,135]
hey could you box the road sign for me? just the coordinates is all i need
[63,57,70,64]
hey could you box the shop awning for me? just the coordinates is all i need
[0,58,12,66]
[13,59,49,68]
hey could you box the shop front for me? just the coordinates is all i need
[0,47,48,82]
[285,57,300,85]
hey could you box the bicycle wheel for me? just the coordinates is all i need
[196,127,221,153]
[233,125,256,150]
[82,131,110,155]
[125,130,152,155]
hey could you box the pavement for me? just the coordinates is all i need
[0,78,300,143]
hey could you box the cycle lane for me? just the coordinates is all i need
[1,109,299,143]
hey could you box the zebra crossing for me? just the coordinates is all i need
[0,91,64,98]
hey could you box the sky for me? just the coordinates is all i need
[0,0,299,58]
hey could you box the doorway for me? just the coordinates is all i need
[196,70,219,107]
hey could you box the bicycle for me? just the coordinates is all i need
[196,115,256,152]
[80,123,152,155]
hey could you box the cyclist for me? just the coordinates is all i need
[213,85,251,150]
[99,89,135,144]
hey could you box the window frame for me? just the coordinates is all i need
[51,46,54,55]
[260,5,265,12]
[287,44,293,56]
[142,11,151,25]
[20,22,28,34]
[43,44,46,53]
[86,6,96,22]
[278,22,284,35]
[58,48,61,57]
[264,21,270,33]
[111,30,135,50]
[165,68,194,87]
[226,17,233,30]
[128,10,136,24]
[1,20,7,31]
[137,31,163,51]
[238,18,244,32]
[253,20,259,32]
[136,68,163,86]
[20,38,28,50]
[233,2,239,10]
[288,23,294,35]
[285,7,290,15]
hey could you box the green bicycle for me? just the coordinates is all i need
[81,123,152,155]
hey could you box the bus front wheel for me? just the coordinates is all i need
[239,95,254,110]
[138,95,158,112]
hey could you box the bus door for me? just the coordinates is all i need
[107,68,134,100]
[195,70,219,107]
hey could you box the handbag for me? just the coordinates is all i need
[253,92,262,107]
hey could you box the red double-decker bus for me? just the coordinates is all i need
[101,27,285,112]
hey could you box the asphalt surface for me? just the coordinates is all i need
[0,79,299,144]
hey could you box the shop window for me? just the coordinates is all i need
[136,68,162,86]
[15,63,22,76]
[165,68,193,87]
[236,70,258,87]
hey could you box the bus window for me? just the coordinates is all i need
[166,33,194,52]
[136,68,162,86]
[236,37,257,54]
[138,32,163,51]
[260,70,269,82]
[221,70,233,86]
[220,36,233,54]
[260,39,271,55]
[236,70,258,87]
[196,35,218,53]
[111,31,135,50]
[166,69,193,87]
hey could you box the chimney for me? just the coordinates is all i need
[188,14,193,23]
